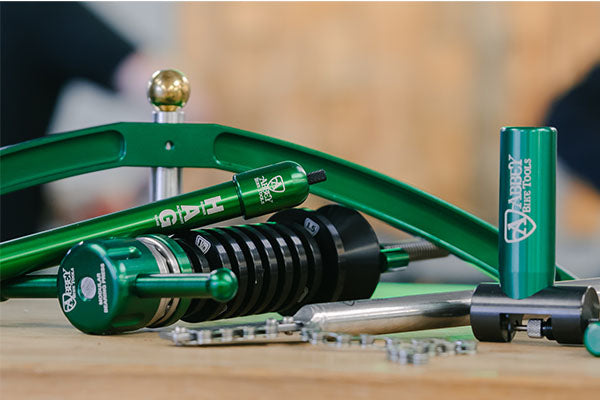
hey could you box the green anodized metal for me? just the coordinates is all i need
[0,275,58,300]
[233,162,308,218]
[54,234,237,334]
[133,268,237,302]
[0,122,576,282]
[380,247,410,271]
[0,161,311,281]
[584,322,600,357]
[499,127,557,299]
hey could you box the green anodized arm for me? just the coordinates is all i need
[0,122,576,281]
[0,160,321,281]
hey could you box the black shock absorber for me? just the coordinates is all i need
[174,205,449,322]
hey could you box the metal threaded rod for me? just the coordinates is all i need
[380,240,450,271]
[306,169,327,185]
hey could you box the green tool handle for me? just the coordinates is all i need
[0,122,576,281]
[1,269,238,303]
[0,161,313,281]
[0,275,58,299]
[134,269,237,302]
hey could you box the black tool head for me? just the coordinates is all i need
[269,208,346,303]
[316,205,381,300]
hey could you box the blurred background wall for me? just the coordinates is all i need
[46,2,600,280]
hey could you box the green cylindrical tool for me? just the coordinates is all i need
[0,161,325,281]
[58,235,236,334]
[499,127,556,299]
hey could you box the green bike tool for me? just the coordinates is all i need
[585,322,600,357]
[499,127,557,299]
[1,205,450,334]
[0,161,326,281]
[2,234,238,334]
[0,124,577,283]
[0,69,576,283]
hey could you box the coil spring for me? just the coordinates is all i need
[174,205,383,322]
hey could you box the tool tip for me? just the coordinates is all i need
[208,268,238,302]
[307,169,327,185]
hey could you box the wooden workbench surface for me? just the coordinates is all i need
[1,298,598,399]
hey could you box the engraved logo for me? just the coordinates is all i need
[195,235,211,254]
[61,268,77,313]
[504,209,537,243]
[268,175,286,193]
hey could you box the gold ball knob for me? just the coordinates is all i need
[147,69,190,111]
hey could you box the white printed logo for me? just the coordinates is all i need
[504,154,535,244]
[61,268,77,313]
[154,196,224,228]
[255,175,286,204]
[303,218,320,236]
[268,176,286,193]
[504,209,537,243]
[195,235,211,254]
[96,263,109,314]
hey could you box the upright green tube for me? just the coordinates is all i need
[499,127,556,299]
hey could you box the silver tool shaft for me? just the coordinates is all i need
[291,278,600,335]
[147,69,189,201]
[292,290,473,335]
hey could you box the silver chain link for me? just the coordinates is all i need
[161,318,477,365]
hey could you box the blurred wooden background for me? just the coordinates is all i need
[177,2,600,233]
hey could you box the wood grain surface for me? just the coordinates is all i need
[1,298,598,399]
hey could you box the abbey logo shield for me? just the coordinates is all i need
[268,175,286,193]
[504,209,537,243]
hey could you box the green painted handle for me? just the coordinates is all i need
[134,269,237,302]
[0,122,576,281]
[0,275,58,299]
[0,269,238,303]
[0,161,311,281]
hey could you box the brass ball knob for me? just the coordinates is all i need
[147,69,190,111]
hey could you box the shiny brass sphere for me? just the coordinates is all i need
[147,69,190,111]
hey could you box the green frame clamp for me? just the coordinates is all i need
[0,122,576,281]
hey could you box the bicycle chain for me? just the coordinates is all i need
[160,318,477,365]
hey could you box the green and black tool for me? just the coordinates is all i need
[1,71,591,340]
[470,127,599,346]
[0,161,325,280]
[1,205,449,334]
